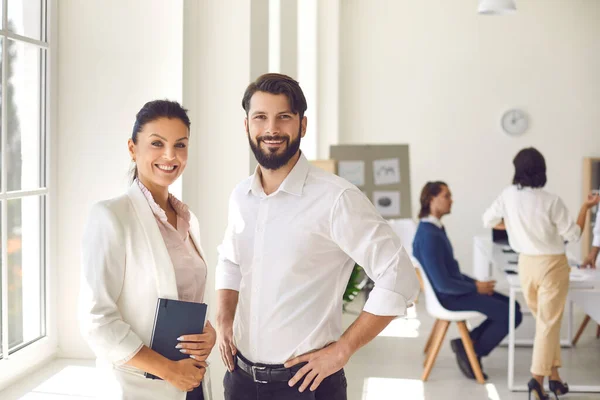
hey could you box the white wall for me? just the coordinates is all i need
[56,0,183,358]
[339,0,600,269]
[183,1,251,397]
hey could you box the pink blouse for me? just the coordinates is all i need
[138,180,206,303]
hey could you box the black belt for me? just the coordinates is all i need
[236,353,304,384]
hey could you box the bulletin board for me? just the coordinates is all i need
[330,144,412,219]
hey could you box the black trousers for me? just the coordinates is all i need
[224,362,347,400]
[186,383,204,400]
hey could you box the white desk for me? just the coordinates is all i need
[473,235,600,393]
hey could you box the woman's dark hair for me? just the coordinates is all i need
[242,73,307,119]
[418,181,448,218]
[512,147,547,189]
[130,100,191,182]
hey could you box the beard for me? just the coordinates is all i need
[247,126,302,170]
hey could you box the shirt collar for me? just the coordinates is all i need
[515,184,541,191]
[248,168,264,197]
[421,215,444,229]
[247,153,309,197]
[137,179,191,223]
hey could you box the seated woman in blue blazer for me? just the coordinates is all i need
[79,100,214,399]
[413,181,523,381]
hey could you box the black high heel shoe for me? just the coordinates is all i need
[528,378,549,400]
[549,380,569,398]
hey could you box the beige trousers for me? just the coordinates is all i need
[518,254,570,376]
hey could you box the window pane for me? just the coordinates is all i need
[7,39,44,192]
[8,0,45,41]
[8,195,44,350]
[0,37,3,191]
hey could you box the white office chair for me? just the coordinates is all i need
[387,218,418,254]
[573,315,600,345]
[418,264,486,384]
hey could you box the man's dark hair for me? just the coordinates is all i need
[242,73,307,119]
[418,181,448,218]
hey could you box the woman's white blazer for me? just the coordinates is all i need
[79,183,212,400]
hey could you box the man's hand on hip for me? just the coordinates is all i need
[284,342,350,393]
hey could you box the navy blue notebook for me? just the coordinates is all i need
[145,298,208,379]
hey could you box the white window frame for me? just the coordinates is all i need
[0,0,57,390]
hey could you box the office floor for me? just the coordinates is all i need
[1,295,599,400]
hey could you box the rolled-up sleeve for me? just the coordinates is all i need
[483,194,504,228]
[331,189,420,317]
[215,193,242,291]
[79,203,144,365]
[593,211,600,248]
[551,197,581,243]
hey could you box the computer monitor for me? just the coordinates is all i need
[492,228,509,245]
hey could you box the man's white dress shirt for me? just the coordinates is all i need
[216,154,420,364]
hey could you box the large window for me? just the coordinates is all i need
[0,0,48,360]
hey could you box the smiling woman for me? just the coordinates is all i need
[128,100,191,186]
[79,100,215,400]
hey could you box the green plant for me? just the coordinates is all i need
[343,263,363,303]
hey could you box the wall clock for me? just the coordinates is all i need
[501,109,528,136]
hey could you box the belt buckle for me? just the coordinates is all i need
[251,365,268,384]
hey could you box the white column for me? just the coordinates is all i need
[317,0,341,159]
[251,0,270,81]
[268,0,280,73]
[268,0,297,77]
[182,2,251,396]
[297,0,317,161]
[279,0,298,78]
[249,0,270,174]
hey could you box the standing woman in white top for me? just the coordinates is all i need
[79,100,215,400]
[483,147,599,400]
